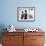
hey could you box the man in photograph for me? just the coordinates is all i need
[24,10,27,19]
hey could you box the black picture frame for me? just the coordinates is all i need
[17,7,35,22]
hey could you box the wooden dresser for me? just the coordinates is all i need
[2,30,45,46]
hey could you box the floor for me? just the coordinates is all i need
[0,44,2,46]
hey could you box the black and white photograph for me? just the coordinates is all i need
[17,7,35,21]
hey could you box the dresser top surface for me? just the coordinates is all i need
[3,29,45,32]
[11,29,44,32]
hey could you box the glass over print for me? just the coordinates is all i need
[17,7,35,22]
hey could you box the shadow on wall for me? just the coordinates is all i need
[0,24,7,43]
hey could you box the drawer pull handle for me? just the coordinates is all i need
[32,39,36,40]
[9,38,13,40]
[9,38,12,40]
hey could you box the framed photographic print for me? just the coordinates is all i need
[17,7,35,22]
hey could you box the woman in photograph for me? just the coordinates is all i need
[21,11,25,19]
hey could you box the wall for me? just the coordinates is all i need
[0,0,46,43]
[0,0,46,29]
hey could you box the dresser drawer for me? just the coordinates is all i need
[3,43,23,46]
[32,36,45,44]
[31,44,44,46]
[3,32,23,36]
[24,32,44,36]
[3,35,23,44]
[3,36,23,46]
